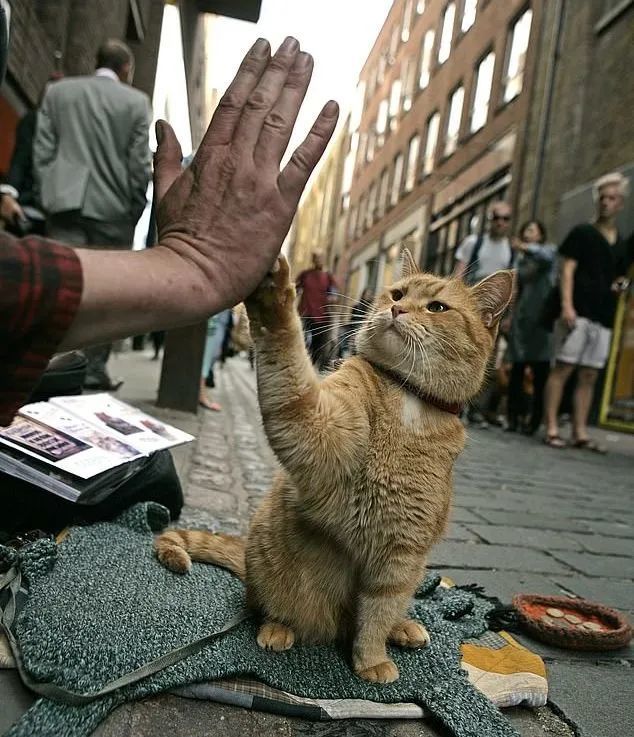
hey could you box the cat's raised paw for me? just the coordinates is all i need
[245,256,295,329]
[155,541,191,574]
[257,621,295,652]
[355,659,399,683]
[389,619,430,648]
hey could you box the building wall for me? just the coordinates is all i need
[515,0,634,238]
[342,0,542,296]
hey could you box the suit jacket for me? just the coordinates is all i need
[33,74,152,224]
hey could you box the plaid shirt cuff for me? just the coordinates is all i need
[0,233,83,426]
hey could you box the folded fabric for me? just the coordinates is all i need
[1,503,529,737]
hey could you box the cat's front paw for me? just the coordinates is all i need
[245,256,295,331]
[389,619,430,648]
[257,621,295,651]
[355,659,399,683]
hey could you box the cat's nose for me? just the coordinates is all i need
[391,305,408,319]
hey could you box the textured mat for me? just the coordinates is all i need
[1,503,523,737]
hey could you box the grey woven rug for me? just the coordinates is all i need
[1,503,520,737]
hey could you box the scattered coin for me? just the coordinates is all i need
[540,615,556,626]
[582,621,603,632]
[546,608,564,618]
[565,614,582,624]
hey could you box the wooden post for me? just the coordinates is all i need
[156,322,206,412]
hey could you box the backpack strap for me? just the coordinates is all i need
[465,234,484,284]
[0,564,250,705]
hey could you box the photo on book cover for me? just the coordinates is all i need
[0,416,90,462]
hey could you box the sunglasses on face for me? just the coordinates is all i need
[491,214,511,221]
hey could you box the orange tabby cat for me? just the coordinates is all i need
[156,250,513,683]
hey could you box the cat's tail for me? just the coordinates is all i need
[155,529,246,580]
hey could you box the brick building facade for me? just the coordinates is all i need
[339,0,542,299]
[0,0,164,175]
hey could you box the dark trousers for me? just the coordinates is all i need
[507,361,550,433]
[48,212,136,386]
[303,317,331,370]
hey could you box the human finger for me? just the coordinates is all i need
[196,38,270,154]
[254,51,313,168]
[153,120,183,202]
[232,36,301,154]
[278,100,339,204]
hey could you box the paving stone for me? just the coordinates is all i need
[580,520,633,539]
[467,525,583,552]
[429,542,572,574]
[545,662,634,737]
[448,507,487,524]
[472,511,593,534]
[443,523,478,541]
[566,534,633,557]
[549,575,634,613]
[548,551,632,578]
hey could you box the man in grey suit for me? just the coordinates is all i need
[34,39,152,390]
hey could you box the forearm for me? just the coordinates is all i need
[559,260,576,309]
[59,246,219,349]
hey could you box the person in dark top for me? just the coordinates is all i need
[544,172,632,451]
[505,220,557,434]
[296,251,338,369]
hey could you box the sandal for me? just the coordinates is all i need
[544,434,567,449]
[571,438,606,454]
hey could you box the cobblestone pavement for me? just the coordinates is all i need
[95,353,633,737]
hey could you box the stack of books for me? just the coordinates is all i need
[0,394,194,504]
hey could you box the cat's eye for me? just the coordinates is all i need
[427,301,449,313]
[391,289,404,301]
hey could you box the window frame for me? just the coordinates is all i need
[502,6,533,104]
[418,28,436,89]
[390,152,405,207]
[421,110,441,177]
[470,49,495,133]
[443,84,465,157]
[404,134,421,193]
[437,2,456,66]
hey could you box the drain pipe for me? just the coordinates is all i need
[530,0,567,219]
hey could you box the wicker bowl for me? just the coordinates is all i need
[512,593,632,651]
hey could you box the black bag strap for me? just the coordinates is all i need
[0,564,250,705]
[465,234,484,284]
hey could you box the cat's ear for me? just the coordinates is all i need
[400,248,419,279]
[471,270,515,328]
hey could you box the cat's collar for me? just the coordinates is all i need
[366,361,464,416]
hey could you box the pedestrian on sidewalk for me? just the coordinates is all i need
[454,201,516,426]
[505,220,557,434]
[543,172,632,451]
[296,251,339,370]
[33,39,152,391]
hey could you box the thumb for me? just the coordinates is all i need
[153,120,183,202]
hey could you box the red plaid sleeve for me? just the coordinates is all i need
[0,232,83,426]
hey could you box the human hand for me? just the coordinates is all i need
[0,194,24,224]
[562,304,577,329]
[511,236,526,253]
[153,36,338,315]
[611,276,630,294]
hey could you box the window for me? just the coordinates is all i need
[444,85,464,156]
[389,26,400,60]
[358,194,367,235]
[350,82,366,131]
[461,0,477,32]
[419,30,435,89]
[377,168,389,218]
[348,205,358,240]
[503,8,533,103]
[378,52,388,85]
[402,0,414,41]
[416,0,426,13]
[367,128,376,163]
[389,79,402,129]
[367,182,378,227]
[422,111,440,175]
[470,51,495,132]
[357,132,368,168]
[402,57,416,111]
[376,99,389,146]
[438,3,456,65]
[390,153,404,206]
[404,135,420,192]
